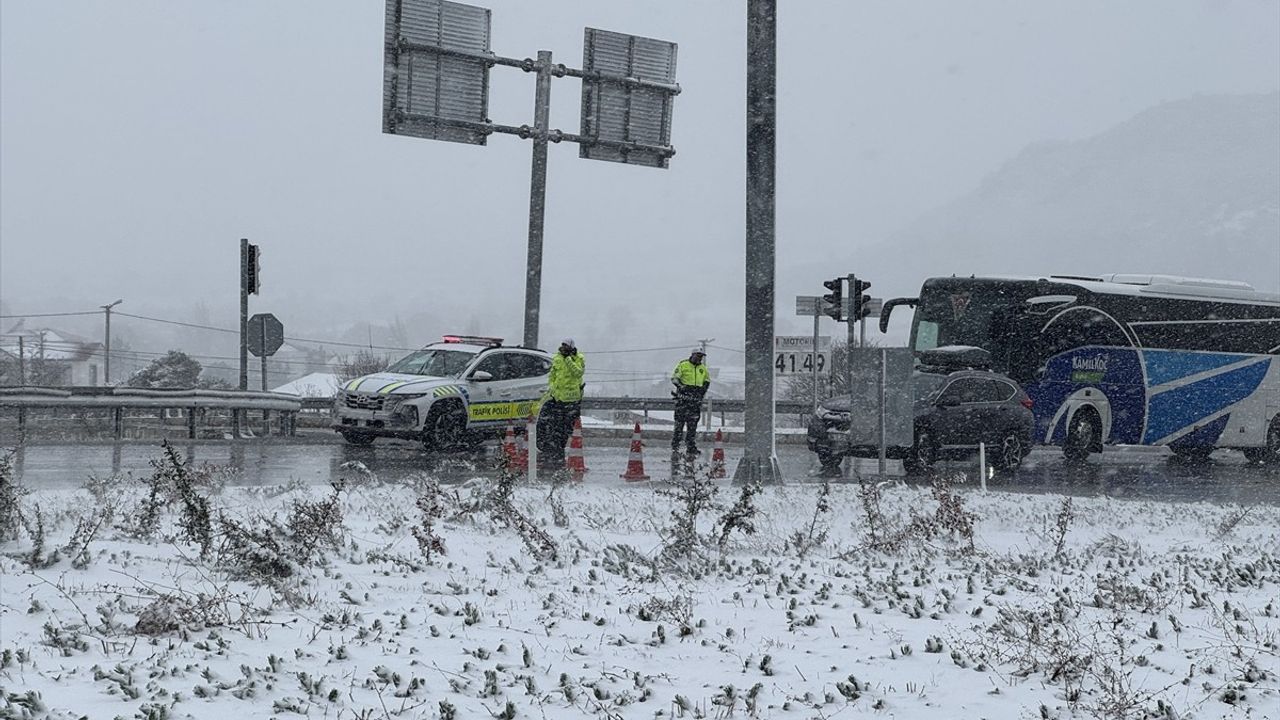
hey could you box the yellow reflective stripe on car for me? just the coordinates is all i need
[377,381,409,395]
[433,385,463,398]
[345,378,364,391]
[468,400,541,421]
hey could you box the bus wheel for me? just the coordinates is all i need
[340,430,375,447]
[1243,416,1280,465]
[994,431,1026,471]
[904,430,937,476]
[1063,410,1098,463]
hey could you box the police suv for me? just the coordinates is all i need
[333,336,552,448]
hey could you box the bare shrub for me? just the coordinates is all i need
[217,479,347,581]
[715,480,761,551]
[789,478,831,558]
[1051,496,1075,559]
[0,450,27,542]
[411,477,446,561]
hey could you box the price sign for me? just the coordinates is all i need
[774,336,831,376]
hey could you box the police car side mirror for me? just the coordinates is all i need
[471,370,494,382]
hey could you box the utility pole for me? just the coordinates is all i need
[735,0,781,485]
[523,50,553,349]
[17,336,25,385]
[101,299,122,385]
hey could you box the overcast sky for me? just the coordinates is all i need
[2,1,1278,354]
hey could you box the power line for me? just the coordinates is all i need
[0,310,101,319]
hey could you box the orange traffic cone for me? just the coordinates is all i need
[620,422,650,482]
[567,417,588,480]
[709,429,726,478]
[502,423,521,468]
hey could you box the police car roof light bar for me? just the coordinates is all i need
[442,335,504,347]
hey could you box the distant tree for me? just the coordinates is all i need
[129,350,225,389]
[780,337,881,403]
[336,349,391,385]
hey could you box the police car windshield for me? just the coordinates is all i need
[386,349,475,377]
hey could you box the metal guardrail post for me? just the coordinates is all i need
[187,407,197,440]
[232,409,242,438]
[17,407,26,445]
[262,409,271,437]
[113,407,123,441]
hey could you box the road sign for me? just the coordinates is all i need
[579,28,679,168]
[795,295,820,316]
[774,335,831,376]
[248,313,284,358]
[844,347,914,449]
[382,0,493,145]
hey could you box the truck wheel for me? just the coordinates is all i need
[423,402,467,451]
[340,430,375,447]
[1063,410,1099,463]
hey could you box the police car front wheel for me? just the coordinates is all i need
[423,402,468,451]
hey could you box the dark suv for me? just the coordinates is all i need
[808,366,1034,475]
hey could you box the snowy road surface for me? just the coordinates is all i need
[8,441,1276,504]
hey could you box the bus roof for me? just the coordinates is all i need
[928,274,1280,306]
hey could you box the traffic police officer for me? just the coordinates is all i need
[538,338,585,469]
[670,349,711,454]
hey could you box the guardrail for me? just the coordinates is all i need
[0,386,303,442]
[2,388,816,443]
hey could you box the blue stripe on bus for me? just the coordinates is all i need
[1143,350,1253,388]
[1166,414,1230,448]
[1143,359,1270,444]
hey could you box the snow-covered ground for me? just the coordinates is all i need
[1,450,1277,719]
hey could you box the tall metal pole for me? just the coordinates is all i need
[17,336,25,385]
[522,50,553,349]
[811,313,819,412]
[239,239,249,391]
[846,274,856,399]
[101,299,122,385]
[735,0,781,485]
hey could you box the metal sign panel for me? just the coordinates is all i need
[248,313,284,358]
[774,335,832,376]
[579,28,677,168]
[795,295,820,316]
[383,0,492,145]
[844,347,913,447]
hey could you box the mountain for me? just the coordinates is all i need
[870,92,1280,296]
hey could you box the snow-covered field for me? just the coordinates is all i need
[1,448,1277,720]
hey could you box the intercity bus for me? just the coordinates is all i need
[879,274,1280,463]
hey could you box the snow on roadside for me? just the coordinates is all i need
[1,451,1277,720]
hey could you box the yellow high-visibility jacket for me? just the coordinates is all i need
[547,352,585,403]
[671,359,710,393]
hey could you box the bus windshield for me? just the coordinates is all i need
[911,279,1032,354]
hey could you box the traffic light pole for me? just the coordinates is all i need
[846,274,857,472]
[239,238,249,392]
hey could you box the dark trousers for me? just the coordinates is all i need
[537,399,579,468]
[672,402,701,451]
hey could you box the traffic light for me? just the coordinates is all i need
[245,243,261,295]
[851,277,872,321]
[821,277,844,321]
